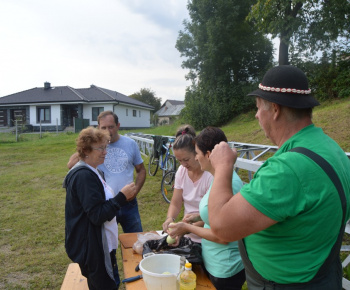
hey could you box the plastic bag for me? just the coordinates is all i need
[142,235,202,264]
[132,232,163,254]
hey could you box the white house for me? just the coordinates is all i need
[154,99,185,125]
[0,82,154,131]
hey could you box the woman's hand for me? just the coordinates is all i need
[166,222,187,248]
[183,212,202,224]
[168,222,189,238]
[120,182,136,200]
[162,217,174,233]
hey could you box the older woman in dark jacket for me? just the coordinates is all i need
[63,126,136,290]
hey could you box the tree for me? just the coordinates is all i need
[129,88,161,112]
[248,0,350,65]
[297,43,350,100]
[176,0,273,129]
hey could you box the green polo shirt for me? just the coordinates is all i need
[240,124,350,283]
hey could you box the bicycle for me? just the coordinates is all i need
[148,136,176,177]
[161,170,176,203]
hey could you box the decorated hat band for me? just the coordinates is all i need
[259,84,311,95]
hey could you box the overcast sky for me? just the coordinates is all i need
[0,0,190,102]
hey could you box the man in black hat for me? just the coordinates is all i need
[207,65,350,289]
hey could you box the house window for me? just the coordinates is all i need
[126,109,128,116]
[37,106,51,123]
[139,110,141,117]
[92,107,104,121]
[133,110,137,117]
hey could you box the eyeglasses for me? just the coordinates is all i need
[92,146,108,152]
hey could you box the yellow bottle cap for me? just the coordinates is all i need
[185,263,192,269]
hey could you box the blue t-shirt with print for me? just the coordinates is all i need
[98,135,143,194]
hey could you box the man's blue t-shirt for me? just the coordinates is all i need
[98,135,143,194]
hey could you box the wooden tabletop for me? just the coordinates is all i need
[119,232,215,290]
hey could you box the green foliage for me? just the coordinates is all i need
[293,46,350,101]
[129,88,162,112]
[176,0,273,129]
[176,0,349,127]
[333,49,350,98]
[181,83,257,129]
[248,0,350,65]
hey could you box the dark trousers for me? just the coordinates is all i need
[81,250,119,290]
[245,256,342,290]
[208,268,246,290]
[110,249,120,289]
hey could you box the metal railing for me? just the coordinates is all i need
[126,132,350,182]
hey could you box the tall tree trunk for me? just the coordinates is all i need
[278,0,302,65]
[279,37,289,65]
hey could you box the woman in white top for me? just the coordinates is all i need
[168,127,246,289]
[162,125,213,243]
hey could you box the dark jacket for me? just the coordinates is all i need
[152,135,168,159]
[63,161,127,289]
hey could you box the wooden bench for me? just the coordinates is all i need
[61,263,88,290]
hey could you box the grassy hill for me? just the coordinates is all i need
[125,96,350,152]
[223,96,350,151]
[0,97,349,289]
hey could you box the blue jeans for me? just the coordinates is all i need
[116,198,143,233]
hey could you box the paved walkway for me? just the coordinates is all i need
[0,127,15,133]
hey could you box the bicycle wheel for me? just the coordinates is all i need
[161,170,176,203]
[148,154,159,176]
[163,155,177,176]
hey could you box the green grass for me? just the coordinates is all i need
[0,132,174,289]
[0,97,349,289]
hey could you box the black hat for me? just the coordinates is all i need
[247,65,320,108]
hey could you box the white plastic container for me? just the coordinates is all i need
[139,254,183,290]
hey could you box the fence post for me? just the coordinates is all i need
[15,120,18,142]
[40,120,42,139]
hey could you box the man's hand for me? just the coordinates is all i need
[210,142,237,171]
[133,163,146,200]
[67,152,79,169]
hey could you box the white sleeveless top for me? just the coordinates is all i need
[87,164,118,252]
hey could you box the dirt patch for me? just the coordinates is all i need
[0,244,12,255]
[4,272,31,289]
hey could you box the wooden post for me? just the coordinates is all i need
[15,120,18,142]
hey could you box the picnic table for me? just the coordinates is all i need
[61,231,215,289]
[119,232,215,289]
